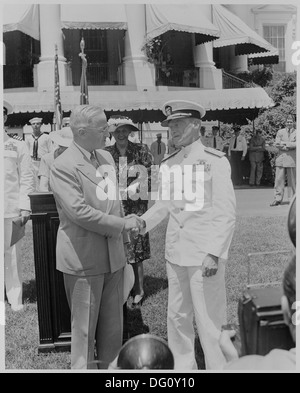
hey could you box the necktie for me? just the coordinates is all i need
[213,137,216,149]
[233,137,237,149]
[158,141,161,155]
[32,135,40,160]
[90,151,100,169]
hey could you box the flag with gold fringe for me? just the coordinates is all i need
[79,37,89,105]
[54,45,62,130]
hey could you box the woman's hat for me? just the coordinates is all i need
[107,116,139,133]
[49,126,73,147]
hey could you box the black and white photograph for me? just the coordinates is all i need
[1,1,298,375]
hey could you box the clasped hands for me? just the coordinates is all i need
[124,214,145,236]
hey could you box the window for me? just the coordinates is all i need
[263,25,286,72]
[83,30,108,64]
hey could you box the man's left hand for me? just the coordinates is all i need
[202,254,219,277]
[219,330,239,363]
[20,210,31,226]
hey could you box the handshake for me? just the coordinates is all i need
[124,214,146,236]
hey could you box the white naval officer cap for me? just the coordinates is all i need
[161,100,206,127]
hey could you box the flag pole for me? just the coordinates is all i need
[54,44,63,130]
[79,37,89,105]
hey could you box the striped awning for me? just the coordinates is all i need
[4,87,274,125]
[146,4,220,44]
[213,5,278,56]
[248,50,279,66]
[61,4,127,30]
[3,4,40,41]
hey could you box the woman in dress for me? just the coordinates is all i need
[106,116,153,307]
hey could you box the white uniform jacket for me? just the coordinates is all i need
[206,135,224,151]
[275,128,296,168]
[4,133,35,218]
[25,132,53,159]
[228,135,248,157]
[142,139,236,266]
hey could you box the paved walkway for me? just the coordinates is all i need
[149,186,291,218]
[235,187,291,217]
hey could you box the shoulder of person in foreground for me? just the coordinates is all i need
[224,348,296,371]
[98,148,115,162]
[204,146,226,158]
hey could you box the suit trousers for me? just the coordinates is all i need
[249,159,264,185]
[274,166,296,202]
[64,268,124,370]
[166,261,227,370]
[230,151,243,185]
[4,218,23,308]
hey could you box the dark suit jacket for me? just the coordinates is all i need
[50,142,128,276]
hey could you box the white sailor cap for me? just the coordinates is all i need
[29,117,43,125]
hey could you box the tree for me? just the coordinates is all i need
[264,71,296,104]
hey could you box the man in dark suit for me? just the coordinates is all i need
[50,105,139,369]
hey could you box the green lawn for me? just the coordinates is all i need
[5,214,293,370]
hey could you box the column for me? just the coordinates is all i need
[228,47,249,73]
[123,4,155,89]
[36,4,68,89]
[193,5,222,89]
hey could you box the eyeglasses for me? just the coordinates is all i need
[87,125,108,133]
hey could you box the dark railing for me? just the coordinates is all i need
[71,63,123,86]
[222,70,248,89]
[156,65,199,88]
[4,65,34,89]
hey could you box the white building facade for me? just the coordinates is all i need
[3,3,296,142]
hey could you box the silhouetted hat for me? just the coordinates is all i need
[232,124,241,132]
[3,100,13,115]
[117,334,174,370]
[62,117,70,126]
[161,100,206,127]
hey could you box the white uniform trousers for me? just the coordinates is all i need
[31,160,41,191]
[4,218,23,308]
[166,261,227,370]
[274,166,296,202]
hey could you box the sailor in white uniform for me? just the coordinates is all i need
[3,100,35,311]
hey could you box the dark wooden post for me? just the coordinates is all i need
[29,192,71,353]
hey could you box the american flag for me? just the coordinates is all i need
[79,38,89,105]
[54,47,62,129]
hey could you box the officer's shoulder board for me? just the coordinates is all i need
[161,149,181,164]
[204,147,226,158]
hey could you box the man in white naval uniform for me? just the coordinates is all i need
[25,117,53,190]
[3,101,35,311]
[138,100,236,370]
[206,126,224,152]
[270,115,296,206]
